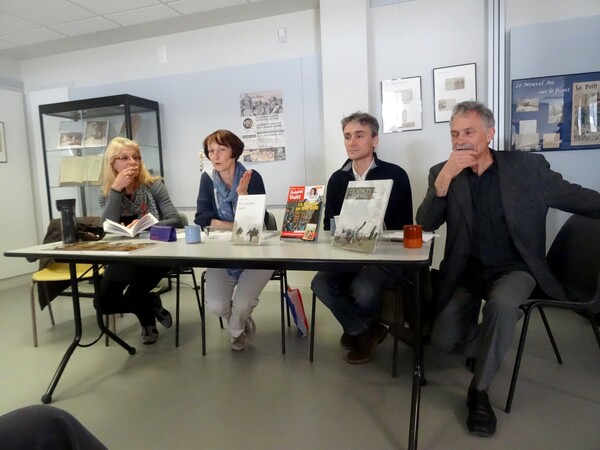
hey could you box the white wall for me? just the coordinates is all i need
[0,87,39,279]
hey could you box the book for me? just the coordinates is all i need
[57,121,83,149]
[280,185,325,241]
[58,155,104,186]
[231,194,267,245]
[332,179,393,253]
[52,241,156,254]
[103,213,158,237]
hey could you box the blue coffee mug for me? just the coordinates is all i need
[185,225,201,244]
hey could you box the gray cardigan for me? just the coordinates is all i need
[100,181,183,228]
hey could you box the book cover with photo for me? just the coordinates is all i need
[332,179,393,253]
[231,194,267,245]
[280,185,325,241]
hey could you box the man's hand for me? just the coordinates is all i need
[434,149,477,197]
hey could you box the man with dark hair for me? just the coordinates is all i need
[312,111,413,364]
[417,100,600,437]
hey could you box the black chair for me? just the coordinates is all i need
[201,211,290,354]
[505,214,600,413]
[167,214,203,348]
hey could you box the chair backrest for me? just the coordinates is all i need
[266,211,277,231]
[546,214,600,301]
[178,213,189,227]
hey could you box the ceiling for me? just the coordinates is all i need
[0,0,318,60]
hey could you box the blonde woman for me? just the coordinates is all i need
[96,137,182,344]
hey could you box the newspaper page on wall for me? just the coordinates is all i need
[239,89,285,163]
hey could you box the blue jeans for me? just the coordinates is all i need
[311,266,401,336]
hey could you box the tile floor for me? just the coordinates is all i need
[1,277,599,449]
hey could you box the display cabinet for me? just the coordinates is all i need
[39,94,163,219]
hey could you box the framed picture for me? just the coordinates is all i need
[0,122,6,163]
[381,76,423,132]
[433,63,477,123]
[510,71,600,152]
[83,120,109,148]
[57,121,83,149]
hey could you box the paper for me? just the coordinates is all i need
[383,231,437,242]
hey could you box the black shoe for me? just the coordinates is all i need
[340,332,357,351]
[345,322,388,364]
[466,386,497,437]
[151,294,172,329]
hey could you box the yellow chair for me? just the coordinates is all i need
[31,263,106,347]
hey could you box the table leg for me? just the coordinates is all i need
[92,264,136,354]
[41,263,85,403]
[408,268,424,450]
[41,263,135,404]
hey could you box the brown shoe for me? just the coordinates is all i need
[345,322,388,364]
[340,332,357,351]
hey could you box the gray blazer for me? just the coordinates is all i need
[417,150,600,312]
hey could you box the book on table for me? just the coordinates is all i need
[231,194,267,245]
[103,213,158,237]
[280,185,325,242]
[332,179,393,253]
[52,241,156,254]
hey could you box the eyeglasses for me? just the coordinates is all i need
[114,154,142,162]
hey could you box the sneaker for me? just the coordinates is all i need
[345,322,388,364]
[141,325,159,345]
[244,317,256,342]
[151,294,172,329]
[231,333,247,351]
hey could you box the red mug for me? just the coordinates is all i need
[403,224,423,248]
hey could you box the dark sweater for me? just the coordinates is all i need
[323,153,413,230]
[194,170,267,228]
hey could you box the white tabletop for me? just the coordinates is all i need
[5,233,434,272]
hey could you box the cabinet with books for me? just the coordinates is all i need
[39,94,163,219]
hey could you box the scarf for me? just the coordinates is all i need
[212,161,247,222]
[120,184,160,219]
[212,161,247,279]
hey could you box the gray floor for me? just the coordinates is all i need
[1,277,599,450]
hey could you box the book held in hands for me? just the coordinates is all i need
[280,185,325,241]
[332,179,393,253]
[103,213,158,237]
[231,194,267,245]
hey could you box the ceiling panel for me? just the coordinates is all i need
[49,17,120,37]
[0,0,95,26]
[67,0,161,16]
[105,4,181,27]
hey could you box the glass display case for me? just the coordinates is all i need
[39,94,163,219]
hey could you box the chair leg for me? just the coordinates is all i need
[538,307,562,364]
[200,270,208,355]
[282,271,291,328]
[505,306,535,413]
[309,292,317,362]
[189,269,205,355]
[584,311,600,352]
[175,272,181,347]
[31,282,38,347]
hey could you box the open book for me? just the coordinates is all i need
[231,194,267,245]
[332,179,393,253]
[59,155,104,186]
[280,185,325,241]
[103,213,158,237]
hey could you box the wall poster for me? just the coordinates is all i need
[510,71,600,151]
[433,63,477,123]
[381,76,423,132]
[239,89,285,163]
